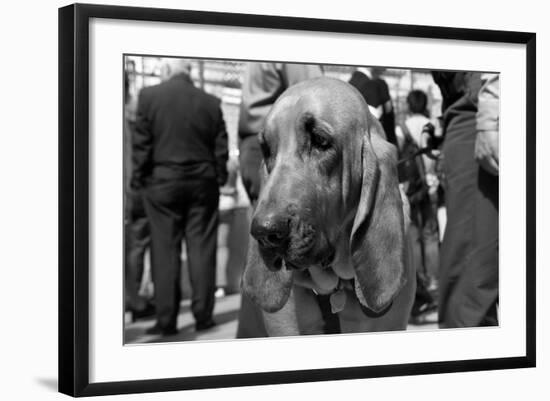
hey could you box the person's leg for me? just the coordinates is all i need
[125,192,152,309]
[225,207,251,294]
[143,182,184,331]
[125,192,143,310]
[438,99,478,328]
[446,168,499,327]
[421,199,440,297]
[125,231,144,311]
[216,210,231,293]
[237,138,270,336]
[239,135,263,203]
[408,220,425,283]
[184,179,219,327]
[408,220,435,321]
[125,218,150,308]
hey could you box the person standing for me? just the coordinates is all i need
[132,58,229,336]
[124,71,154,321]
[431,71,488,328]
[349,66,397,146]
[443,73,500,326]
[238,62,323,203]
[396,90,440,323]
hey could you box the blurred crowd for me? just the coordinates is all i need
[124,58,499,338]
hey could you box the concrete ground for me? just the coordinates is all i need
[124,293,438,344]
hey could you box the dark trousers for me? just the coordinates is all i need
[124,191,150,311]
[143,177,219,330]
[438,97,478,328]
[438,95,499,328]
[445,169,499,326]
[408,217,439,313]
[236,136,267,337]
[239,135,262,204]
[409,200,440,289]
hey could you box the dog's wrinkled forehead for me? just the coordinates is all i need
[264,77,370,138]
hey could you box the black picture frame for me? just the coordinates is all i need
[58,3,536,397]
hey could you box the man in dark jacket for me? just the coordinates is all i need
[132,58,228,336]
[349,67,397,147]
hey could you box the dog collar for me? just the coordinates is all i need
[320,279,393,317]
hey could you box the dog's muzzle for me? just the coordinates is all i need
[251,213,318,271]
[250,213,291,251]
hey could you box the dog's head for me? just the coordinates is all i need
[242,77,406,314]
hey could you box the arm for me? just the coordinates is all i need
[239,63,323,136]
[238,63,282,136]
[475,73,500,175]
[214,105,229,186]
[131,88,153,190]
[379,80,397,146]
[280,63,323,87]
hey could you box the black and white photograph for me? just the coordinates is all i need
[54,2,536,397]
[123,56,500,344]
[1,0,546,399]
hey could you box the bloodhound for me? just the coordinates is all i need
[241,77,415,336]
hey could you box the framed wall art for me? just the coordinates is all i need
[59,3,536,397]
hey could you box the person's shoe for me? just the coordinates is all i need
[145,324,178,336]
[409,310,438,325]
[130,302,156,322]
[214,287,226,299]
[195,319,216,332]
[409,301,438,325]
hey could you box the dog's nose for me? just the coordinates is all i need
[251,214,290,250]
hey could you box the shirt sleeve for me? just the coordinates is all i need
[238,63,282,136]
[131,88,153,189]
[379,79,391,104]
[378,80,397,146]
[214,104,229,186]
[281,63,323,87]
[476,73,500,132]
[238,63,323,137]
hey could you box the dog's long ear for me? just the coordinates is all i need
[349,119,407,313]
[241,162,293,313]
[241,237,293,313]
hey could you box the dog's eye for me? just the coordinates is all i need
[311,131,332,150]
[304,114,332,151]
[260,140,271,160]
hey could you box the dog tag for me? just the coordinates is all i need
[330,289,346,314]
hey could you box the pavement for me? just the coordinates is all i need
[125,293,438,344]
